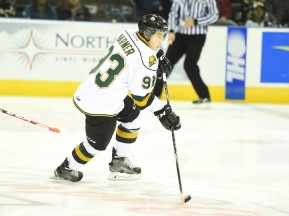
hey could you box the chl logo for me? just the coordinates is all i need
[225,28,247,100]
[226,30,246,83]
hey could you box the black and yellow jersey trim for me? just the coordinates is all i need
[128,92,155,110]
[73,98,117,117]
[137,33,149,46]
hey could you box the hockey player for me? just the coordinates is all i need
[53,14,181,182]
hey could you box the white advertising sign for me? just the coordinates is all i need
[0,19,136,81]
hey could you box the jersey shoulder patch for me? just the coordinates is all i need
[149,55,157,67]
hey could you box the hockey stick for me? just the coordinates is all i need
[162,73,191,204]
[0,108,61,133]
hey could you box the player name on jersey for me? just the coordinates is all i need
[117,34,135,56]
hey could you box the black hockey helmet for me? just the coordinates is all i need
[138,14,168,40]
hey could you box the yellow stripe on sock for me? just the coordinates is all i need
[75,144,92,162]
[116,128,139,139]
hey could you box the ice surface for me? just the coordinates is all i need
[1,96,289,216]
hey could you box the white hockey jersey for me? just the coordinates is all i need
[73,29,163,116]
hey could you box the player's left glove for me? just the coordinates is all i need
[154,105,181,130]
[156,49,172,79]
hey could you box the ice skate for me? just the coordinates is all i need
[108,148,141,181]
[51,158,83,182]
[192,98,211,109]
[193,98,211,104]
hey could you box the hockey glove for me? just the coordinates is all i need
[117,96,140,123]
[156,50,172,79]
[154,105,181,130]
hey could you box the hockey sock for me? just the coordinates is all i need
[115,124,139,157]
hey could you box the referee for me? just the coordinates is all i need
[153,0,219,104]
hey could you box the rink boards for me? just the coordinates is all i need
[0,18,288,103]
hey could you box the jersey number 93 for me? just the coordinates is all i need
[90,45,156,90]
[90,45,125,88]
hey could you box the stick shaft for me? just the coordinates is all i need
[0,108,60,133]
[172,129,184,195]
[162,73,184,201]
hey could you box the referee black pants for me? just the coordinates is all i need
[154,33,210,99]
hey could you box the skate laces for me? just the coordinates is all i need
[114,156,135,169]
[62,166,78,176]
[123,157,135,169]
[71,170,79,177]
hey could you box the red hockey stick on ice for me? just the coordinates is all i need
[0,108,61,133]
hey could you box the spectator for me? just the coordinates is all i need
[235,0,254,25]
[265,0,289,27]
[22,0,58,20]
[0,0,15,17]
[134,0,162,19]
[159,0,173,21]
[261,0,279,26]
[245,1,273,27]
[57,0,91,21]
[214,0,237,26]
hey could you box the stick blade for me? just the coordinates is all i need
[180,194,191,204]
[49,127,61,133]
[184,195,191,203]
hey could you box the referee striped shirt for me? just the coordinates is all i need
[168,0,219,35]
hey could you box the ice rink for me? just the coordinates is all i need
[1,96,289,216]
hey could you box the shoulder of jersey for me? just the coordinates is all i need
[117,29,158,71]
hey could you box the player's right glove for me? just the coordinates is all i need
[154,105,181,130]
[156,49,172,79]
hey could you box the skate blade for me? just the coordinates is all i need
[49,175,65,180]
[192,103,211,109]
[107,171,141,181]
